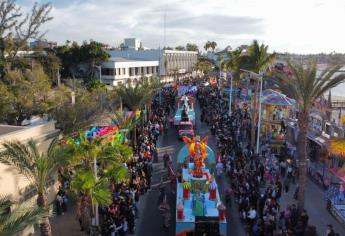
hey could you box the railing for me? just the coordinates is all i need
[331,100,345,109]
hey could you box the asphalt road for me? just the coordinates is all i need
[135,102,246,236]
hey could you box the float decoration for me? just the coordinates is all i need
[183,181,191,200]
[177,202,184,220]
[208,179,217,201]
[175,136,227,236]
[217,203,226,221]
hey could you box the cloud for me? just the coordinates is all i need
[15,0,345,53]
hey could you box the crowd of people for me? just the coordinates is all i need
[98,87,177,236]
[198,85,320,236]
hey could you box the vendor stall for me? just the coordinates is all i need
[325,167,345,226]
[260,89,296,152]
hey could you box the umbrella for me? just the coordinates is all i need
[329,138,345,157]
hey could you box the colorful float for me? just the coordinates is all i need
[174,95,196,126]
[178,121,195,139]
[175,136,227,236]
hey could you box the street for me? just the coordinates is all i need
[135,101,345,236]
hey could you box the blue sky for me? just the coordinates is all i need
[16,0,345,54]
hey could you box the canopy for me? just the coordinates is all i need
[330,167,345,182]
[261,89,296,106]
[177,86,197,97]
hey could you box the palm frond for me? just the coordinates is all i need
[276,61,345,112]
[0,196,49,236]
[103,164,129,183]
[0,141,35,183]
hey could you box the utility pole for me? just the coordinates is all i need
[94,157,99,226]
[229,71,233,116]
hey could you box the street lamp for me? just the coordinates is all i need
[228,71,233,116]
[240,69,263,155]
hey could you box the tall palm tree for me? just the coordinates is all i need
[223,48,246,111]
[71,170,112,235]
[63,135,132,232]
[115,78,160,146]
[0,196,49,236]
[0,139,64,236]
[244,40,276,147]
[276,61,345,211]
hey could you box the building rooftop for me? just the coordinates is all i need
[0,125,26,136]
[108,57,156,62]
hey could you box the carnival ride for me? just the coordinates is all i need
[175,136,227,236]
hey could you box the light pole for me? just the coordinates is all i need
[228,71,233,116]
[240,69,263,155]
[93,156,99,226]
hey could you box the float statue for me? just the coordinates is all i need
[182,136,208,178]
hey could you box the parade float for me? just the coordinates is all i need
[178,120,195,139]
[175,136,227,236]
[174,95,196,126]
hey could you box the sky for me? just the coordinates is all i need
[17,0,345,54]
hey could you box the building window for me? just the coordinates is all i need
[122,68,126,75]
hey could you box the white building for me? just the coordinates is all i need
[107,49,197,80]
[123,38,142,50]
[101,57,159,86]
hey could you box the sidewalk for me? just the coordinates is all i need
[278,177,345,235]
[33,203,80,236]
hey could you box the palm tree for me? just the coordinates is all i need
[210,41,217,52]
[0,196,49,236]
[223,48,246,110]
[63,136,131,234]
[244,40,276,147]
[115,78,160,146]
[276,61,345,211]
[204,41,211,51]
[0,139,64,236]
[71,170,112,235]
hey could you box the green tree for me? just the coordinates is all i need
[175,45,185,51]
[244,40,276,147]
[55,41,81,79]
[63,136,131,233]
[0,65,53,125]
[0,139,65,236]
[204,41,217,52]
[276,62,345,212]
[0,196,49,236]
[34,51,61,86]
[194,58,213,74]
[52,86,109,135]
[225,48,244,81]
[115,80,159,146]
[186,43,198,52]
[71,170,111,235]
[55,40,110,82]
[210,41,217,51]
[163,46,173,50]
[0,1,52,76]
